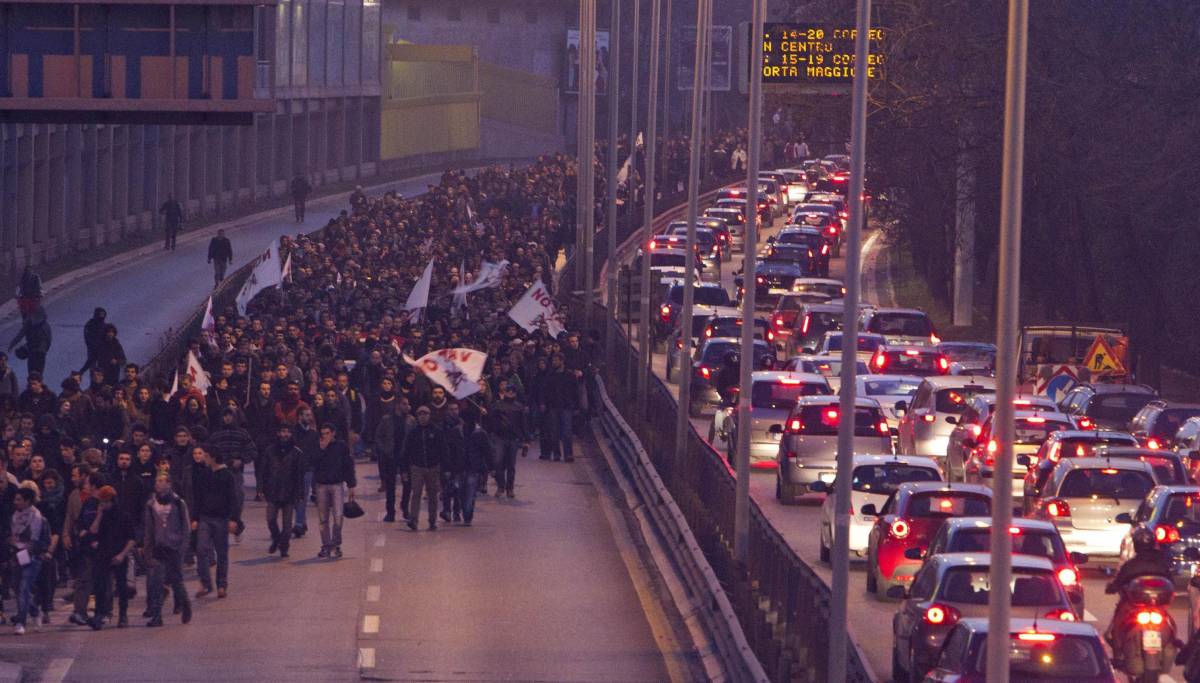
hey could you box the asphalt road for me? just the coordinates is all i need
[620,205,1190,682]
[0,171,465,387]
[1,445,674,682]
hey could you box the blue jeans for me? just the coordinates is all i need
[196,516,230,590]
[496,438,520,492]
[457,473,480,523]
[14,557,41,625]
[552,409,575,460]
[294,471,314,529]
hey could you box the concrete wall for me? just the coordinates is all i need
[0,0,383,277]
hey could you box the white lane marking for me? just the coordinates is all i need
[362,614,380,634]
[366,585,381,602]
[358,647,376,669]
[373,534,386,548]
[1083,609,1097,622]
[40,658,74,683]
[369,558,384,573]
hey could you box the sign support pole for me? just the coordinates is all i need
[605,0,621,359]
[636,0,662,418]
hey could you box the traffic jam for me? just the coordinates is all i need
[629,157,1200,682]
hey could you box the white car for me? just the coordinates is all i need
[856,374,924,433]
[811,454,942,561]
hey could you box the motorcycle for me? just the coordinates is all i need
[1110,575,1180,683]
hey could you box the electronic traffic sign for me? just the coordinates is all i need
[758,23,886,84]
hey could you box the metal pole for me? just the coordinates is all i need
[605,0,622,360]
[636,0,661,418]
[581,0,598,330]
[700,0,712,181]
[575,3,588,295]
[734,0,764,564]
[828,2,872,680]
[629,0,641,231]
[986,1,1028,681]
[673,0,709,469]
[660,0,672,187]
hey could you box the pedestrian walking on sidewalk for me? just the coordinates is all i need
[460,419,492,526]
[143,474,192,627]
[542,354,579,462]
[489,380,527,497]
[439,404,465,523]
[9,305,52,377]
[88,484,136,630]
[9,486,49,635]
[207,229,234,287]
[374,397,414,522]
[290,174,311,223]
[312,423,356,558]
[403,406,444,531]
[260,424,305,558]
[160,197,183,251]
[191,444,237,599]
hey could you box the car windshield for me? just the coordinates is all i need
[794,282,843,298]
[862,378,922,397]
[940,344,996,364]
[777,297,807,312]
[1132,455,1184,485]
[795,405,885,437]
[1058,468,1154,499]
[827,335,884,353]
[796,213,833,228]
[710,318,767,339]
[801,312,842,337]
[802,359,870,377]
[868,313,934,337]
[767,245,810,262]
[937,568,1062,607]
[751,381,829,409]
[1013,418,1072,445]
[670,228,714,248]
[948,529,1066,563]
[936,386,995,414]
[778,232,823,248]
[850,464,939,495]
[879,351,941,375]
[650,253,687,268]
[974,635,1106,678]
[1089,393,1155,425]
[907,492,991,518]
[667,287,729,307]
[1151,408,1200,439]
[1161,493,1200,533]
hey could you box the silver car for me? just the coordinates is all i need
[718,371,831,467]
[775,396,892,503]
[1030,457,1158,562]
[857,374,923,434]
[859,307,939,347]
[895,376,996,462]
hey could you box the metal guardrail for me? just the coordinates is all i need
[594,377,769,683]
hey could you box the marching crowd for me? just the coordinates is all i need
[0,121,801,635]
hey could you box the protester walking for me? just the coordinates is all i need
[191,444,237,599]
[461,419,492,526]
[9,486,49,634]
[489,380,527,497]
[312,423,356,558]
[143,474,192,627]
[542,354,579,462]
[207,229,234,287]
[260,424,305,558]
[403,405,443,531]
[159,197,184,250]
[439,403,466,523]
[9,305,52,377]
[290,174,311,223]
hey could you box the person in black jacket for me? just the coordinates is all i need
[438,404,466,523]
[541,354,579,462]
[259,424,305,558]
[87,485,136,630]
[373,397,414,523]
[9,305,52,377]
[191,444,237,598]
[489,380,527,498]
[79,308,107,376]
[80,324,126,387]
[207,229,233,287]
[403,406,444,531]
[291,407,319,538]
[312,423,356,559]
[461,419,492,526]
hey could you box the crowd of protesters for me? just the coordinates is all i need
[0,118,815,635]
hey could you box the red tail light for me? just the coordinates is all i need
[930,334,941,344]
[1045,609,1076,622]
[767,330,775,342]
[923,603,959,626]
[1136,610,1165,626]
[878,420,890,435]
[1017,632,1056,642]
[1057,567,1079,587]
[756,276,765,285]
[872,352,888,370]
[1076,417,1094,430]
[660,305,672,322]
[699,366,711,380]
[1045,499,1071,518]
[801,316,811,336]
[787,418,802,433]
[937,356,950,373]
[821,244,829,255]
[774,316,785,328]
[890,519,910,538]
[1146,438,1162,450]
[1155,524,1181,544]
[919,414,936,423]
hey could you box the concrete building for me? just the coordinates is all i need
[0,0,382,275]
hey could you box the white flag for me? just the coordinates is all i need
[235,239,281,315]
[200,296,216,346]
[185,350,211,394]
[404,348,488,399]
[451,258,467,315]
[405,259,434,322]
[282,252,293,283]
[170,369,178,397]
[508,280,567,337]
[451,260,508,295]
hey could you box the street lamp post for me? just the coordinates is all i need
[635,0,662,418]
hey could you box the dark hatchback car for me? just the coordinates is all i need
[923,618,1116,683]
[1058,383,1158,431]
[739,261,811,309]
[1129,400,1200,450]
[772,226,831,276]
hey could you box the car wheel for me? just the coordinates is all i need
[891,648,909,683]
[778,475,798,505]
[819,526,831,563]
[866,556,878,593]
[707,423,717,444]
[774,476,782,501]
[666,361,675,383]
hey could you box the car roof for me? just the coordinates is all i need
[896,481,992,496]
[931,552,1054,572]
[860,374,925,385]
[879,344,940,354]
[849,453,941,469]
[917,376,997,391]
[1073,383,1156,395]
[1056,457,1155,472]
[955,617,1102,639]
[827,331,887,339]
[1047,430,1135,441]
[867,307,929,316]
[1149,484,1200,496]
[756,261,805,273]
[795,395,882,408]
[649,247,689,257]
[941,517,1058,534]
[794,278,844,286]
[1145,400,1200,410]
[702,337,769,348]
[800,303,845,314]
[752,371,828,384]
[1094,446,1183,459]
[779,225,823,235]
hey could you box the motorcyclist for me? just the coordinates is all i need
[1105,526,1173,650]
[716,351,740,404]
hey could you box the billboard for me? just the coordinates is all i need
[565,29,610,94]
[676,25,732,92]
[758,23,886,84]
